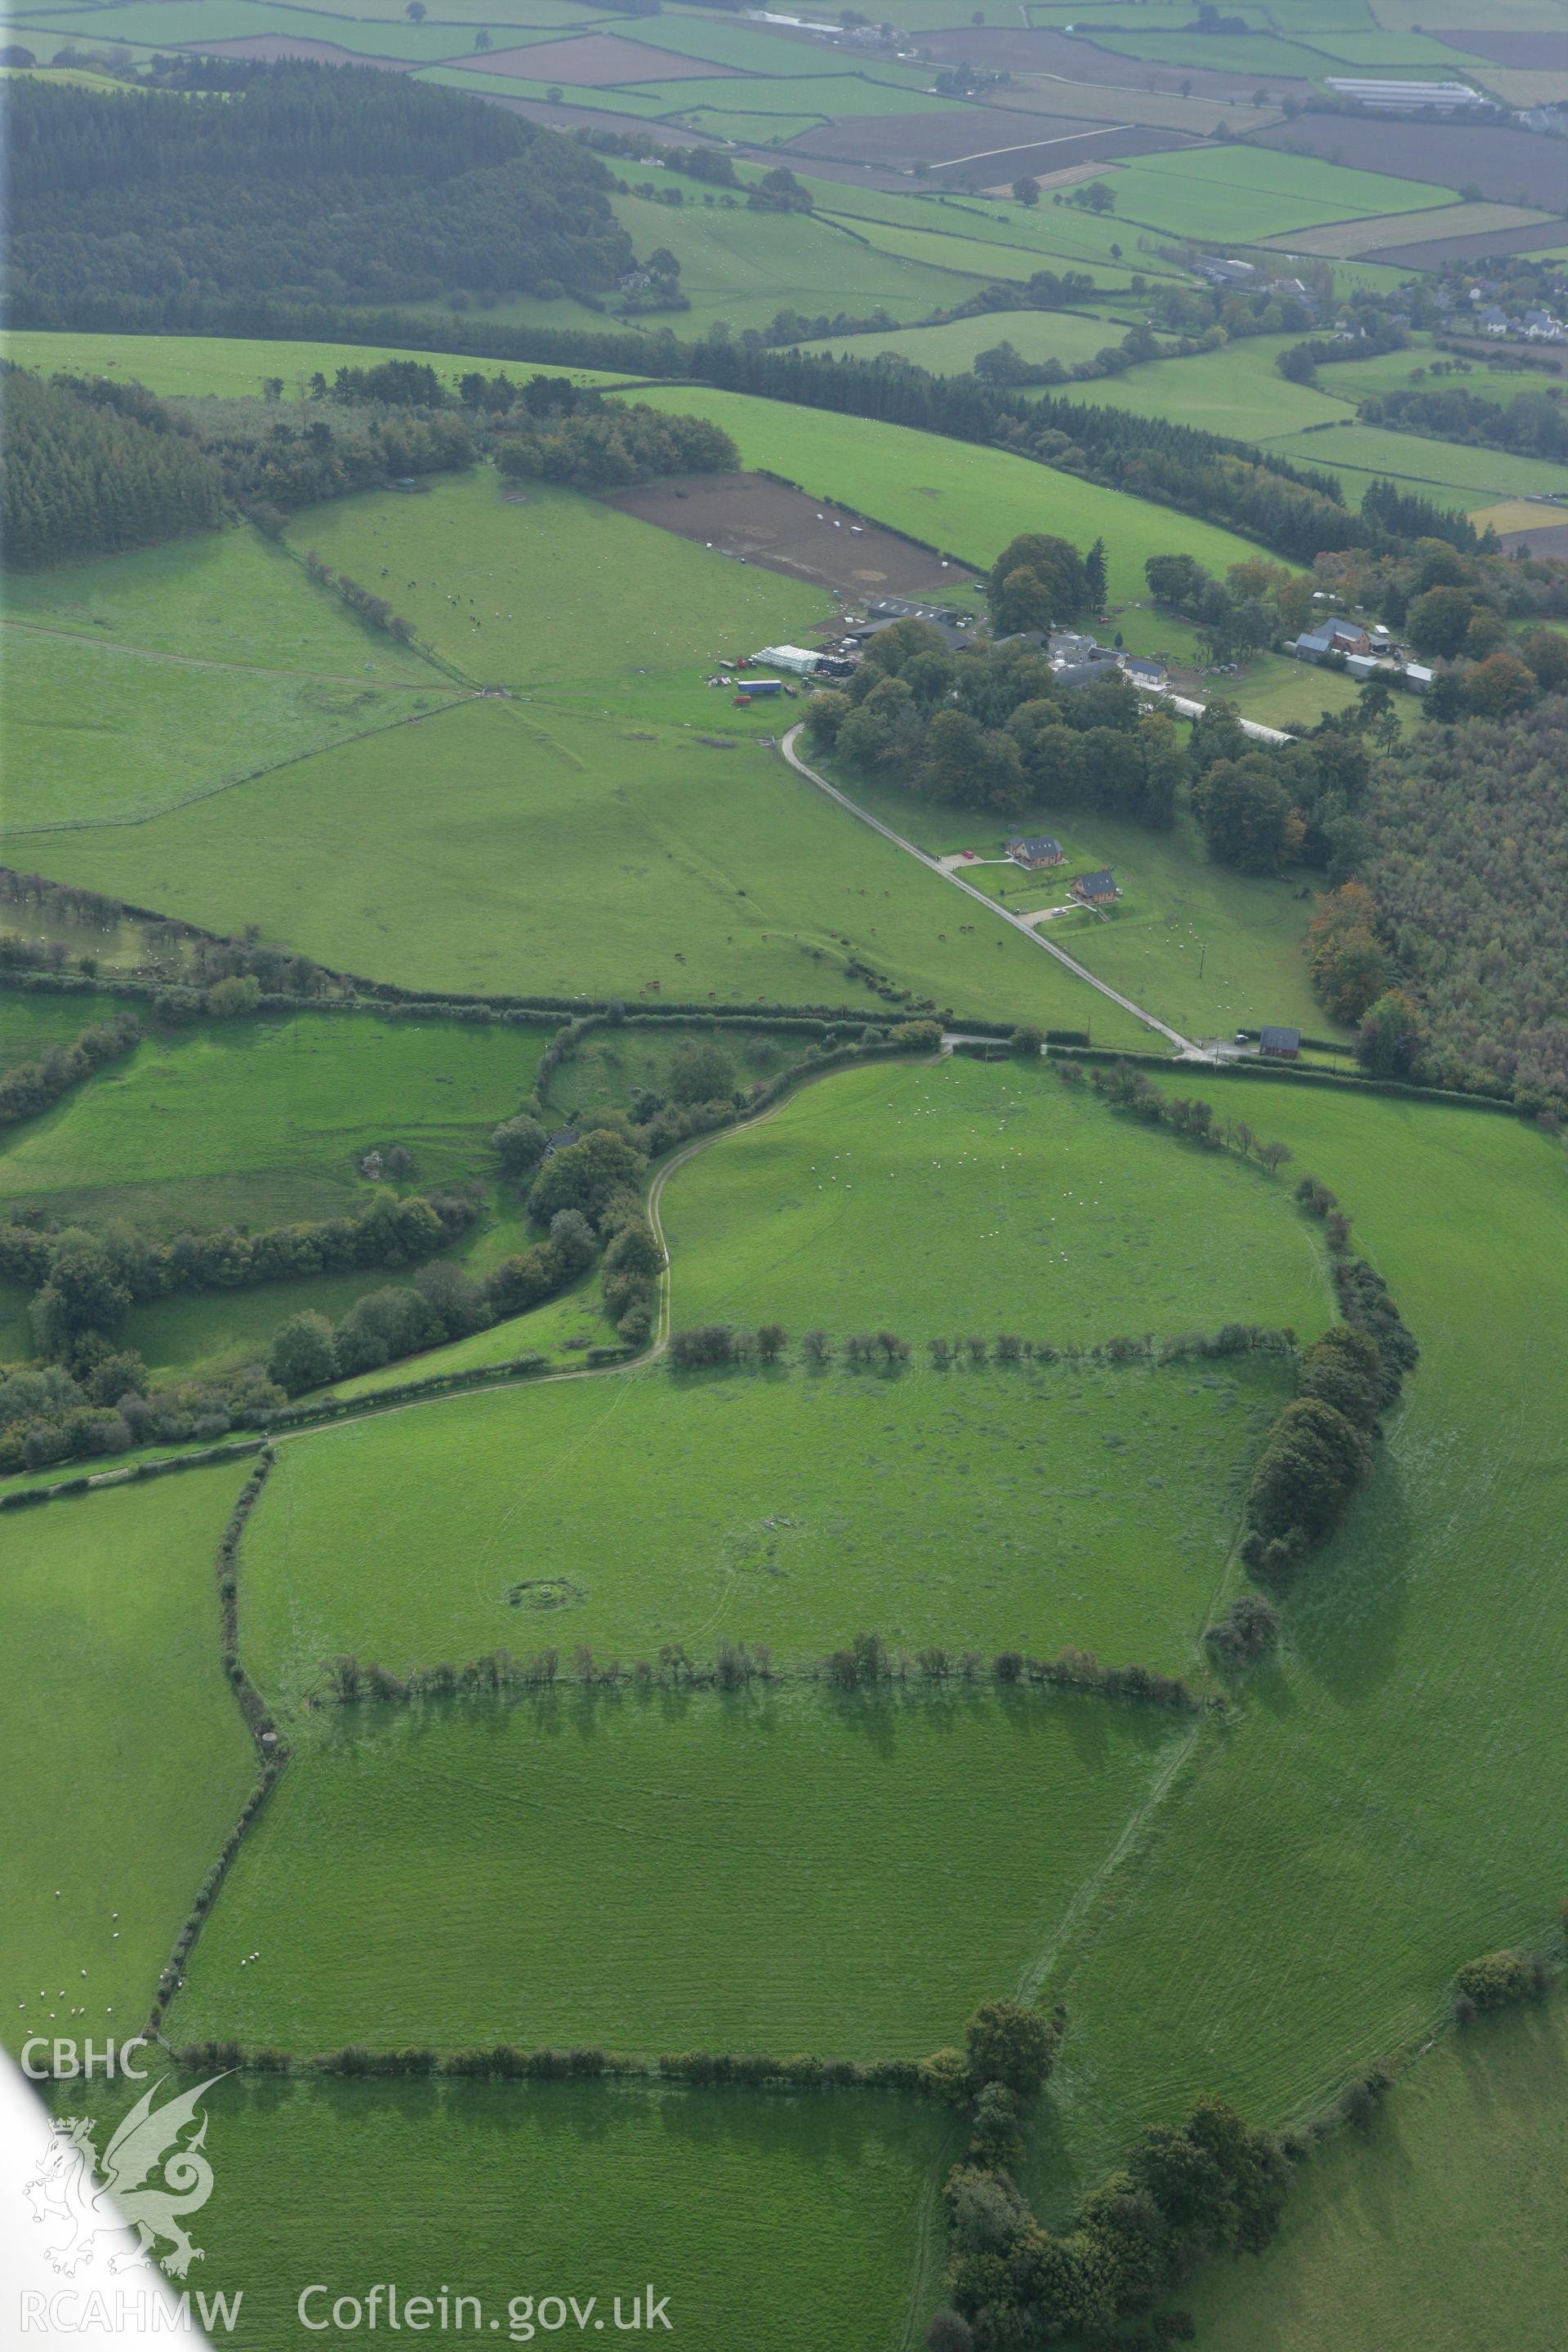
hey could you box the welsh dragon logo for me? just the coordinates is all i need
[25,2073,228,2280]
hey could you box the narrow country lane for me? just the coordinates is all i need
[777,724,1197,1054]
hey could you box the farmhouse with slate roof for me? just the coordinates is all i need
[1259,1027,1301,1059]
[1072,869,1120,906]
[1006,835,1067,870]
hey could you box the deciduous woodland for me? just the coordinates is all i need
[5,29,1568,2352]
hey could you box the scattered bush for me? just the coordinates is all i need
[1452,1949,1544,2018]
[1205,1592,1279,1668]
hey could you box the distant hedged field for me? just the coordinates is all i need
[5,34,1568,2352]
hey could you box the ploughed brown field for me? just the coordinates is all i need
[1439,29,1568,68]
[1494,519,1568,559]
[1252,115,1568,208]
[448,33,742,84]
[600,470,978,599]
[786,105,1180,177]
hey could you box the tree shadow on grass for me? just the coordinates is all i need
[1278,1446,1414,1708]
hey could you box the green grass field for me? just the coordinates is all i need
[0,1465,256,2043]
[1104,145,1454,245]
[664,1054,1328,1336]
[2,525,459,831]
[809,179,1189,280]
[1322,342,1568,410]
[1093,24,1365,76]
[322,1271,615,1397]
[170,1681,1190,2054]
[670,70,951,118]
[1066,334,1353,442]
[831,760,1340,1041]
[278,470,830,695]
[1024,1079,1568,2211]
[216,1048,1323,1686]
[608,190,996,335]
[1,522,436,679]
[10,696,1147,1035]
[51,2070,952,2352]
[13,0,498,60]
[799,307,1173,376]
[617,385,1281,603]
[1223,649,1410,739]
[0,987,125,1067]
[0,1003,546,1233]
[830,216,1078,289]
[121,1267,450,1388]
[412,64,679,116]
[242,1352,1287,1695]
[0,328,635,401]
[1257,423,1568,509]
[1181,1992,1568,2352]
[2,617,457,832]
[544,1018,804,1127]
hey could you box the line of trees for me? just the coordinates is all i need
[301,549,417,644]
[1362,381,1568,469]
[821,1629,1197,1711]
[8,1187,478,1372]
[667,1317,1294,1376]
[1074,1054,1301,1174]
[2,368,221,569]
[265,1205,594,1396]
[1241,1268,1417,1590]
[0,1010,140,1131]
[317,1629,1195,1708]
[4,283,1467,576]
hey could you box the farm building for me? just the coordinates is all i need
[1006,835,1067,870]
[1072,869,1120,906]
[542,1127,579,1158]
[1123,655,1168,688]
[751,645,822,677]
[1325,77,1485,111]
[1259,1027,1301,1060]
[1292,621,1372,663]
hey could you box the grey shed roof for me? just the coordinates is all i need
[1259,1026,1301,1052]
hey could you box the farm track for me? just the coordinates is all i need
[778,724,1197,1053]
